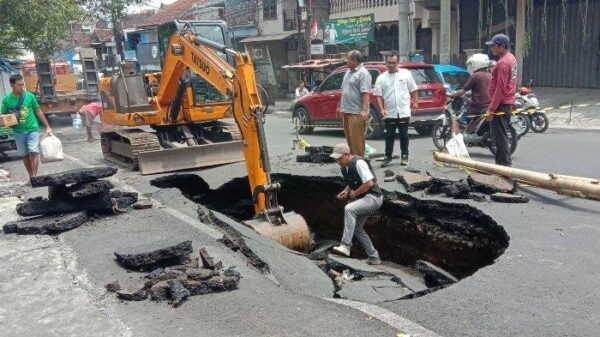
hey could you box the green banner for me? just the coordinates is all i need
[322,14,374,45]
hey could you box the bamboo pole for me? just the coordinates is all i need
[433,152,600,198]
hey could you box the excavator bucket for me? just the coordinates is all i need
[138,140,244,175]
[244,211,311,252]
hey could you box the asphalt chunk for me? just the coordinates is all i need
[3,212,89,235]
[491,192,529,203]
[117,288,148,301]
[199,247,223,271]
[16,193,112,217]
[31,166,117,187]
[114,240,193,270]
[415,260,459,287]
[48,180,114,200]
[468,173,516,194]
[396,171,433,192]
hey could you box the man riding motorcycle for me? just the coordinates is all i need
[446,53,492,128]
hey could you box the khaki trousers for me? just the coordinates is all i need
[342,113,366,156]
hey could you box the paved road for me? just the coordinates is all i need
[1,113,600,337]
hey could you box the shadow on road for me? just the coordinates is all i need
[519,186,600,215]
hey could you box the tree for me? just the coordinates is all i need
[83,0,148,59]
[0,0,82,58]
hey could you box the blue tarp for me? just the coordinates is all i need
[0,57,21,73]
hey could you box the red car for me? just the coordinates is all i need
[291,62,447,139]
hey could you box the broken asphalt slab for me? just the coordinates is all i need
[468,172,516,194]
[415,260,459,287]
[30,166,117,187]
[396,171,433,192]
[296,146,336,164]
[490,192,529,203]
[114,240,193,270]
[3,211,88,235]
[48,180,114,199]
[16,192,114,216]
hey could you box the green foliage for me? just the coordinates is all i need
[0,0,82,58]
[83,0,148,20]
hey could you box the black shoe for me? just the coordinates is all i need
[380,157,392,168]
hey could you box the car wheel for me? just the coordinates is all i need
[414,125,433,136]
[294,107,314,134]
[365,107,384,139]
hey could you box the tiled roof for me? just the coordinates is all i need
[138,0,205,28]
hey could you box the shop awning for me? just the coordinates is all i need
[239,33,295,43]
[282,58,345,70]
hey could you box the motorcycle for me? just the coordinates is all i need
[432,96,518,155]
[516,85,549,133]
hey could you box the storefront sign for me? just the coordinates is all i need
[311,44,324,55]
[322,14,374,45]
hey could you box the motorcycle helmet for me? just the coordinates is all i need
[466,53,491,75]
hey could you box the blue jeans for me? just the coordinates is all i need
[14,131,40,156]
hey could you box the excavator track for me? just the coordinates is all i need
[100,129,162,170]
[219,118,242,141]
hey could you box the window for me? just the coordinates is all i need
[263,0,277,20]
[408,68,441,85]
[319,72,345,92]
[442,71,470,90]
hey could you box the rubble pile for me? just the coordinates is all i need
[296,146,336,163]
[3,167,151,235]
[110,240,241,307]
[391,170,527,203]
[426,172,527,203]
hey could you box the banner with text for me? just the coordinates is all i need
[322,14,374,45]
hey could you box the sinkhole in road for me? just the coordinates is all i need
[153,173,509,280]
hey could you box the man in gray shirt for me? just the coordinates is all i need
[337,50,372,156]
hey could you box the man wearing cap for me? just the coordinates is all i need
[485,33,517,166]
[330,143,383,265]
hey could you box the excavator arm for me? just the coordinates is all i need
[167,31,309,251]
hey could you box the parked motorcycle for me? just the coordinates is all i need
[516,85,549,133]
[432,96,518,155]
[512,100,530,137]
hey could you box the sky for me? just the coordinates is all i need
[145,0,177,10]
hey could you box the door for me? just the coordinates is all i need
[311,71,345,121]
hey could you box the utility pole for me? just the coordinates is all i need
[297,0,304,61]
[440,0,451,64]
[305,0,312,60]
[398,0,411,61]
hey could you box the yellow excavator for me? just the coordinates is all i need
[99,21,310,251]
[100,20,247,175]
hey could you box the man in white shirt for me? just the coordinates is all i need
[330,143,383,265]
[374,52,418,167]
[295,81,309,99]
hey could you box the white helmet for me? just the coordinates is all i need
[466,53,490,75]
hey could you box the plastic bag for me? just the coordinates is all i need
[445,133,469,158]
[364,143,377,156]
[40,134,64,163]
[72,114,82,129]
